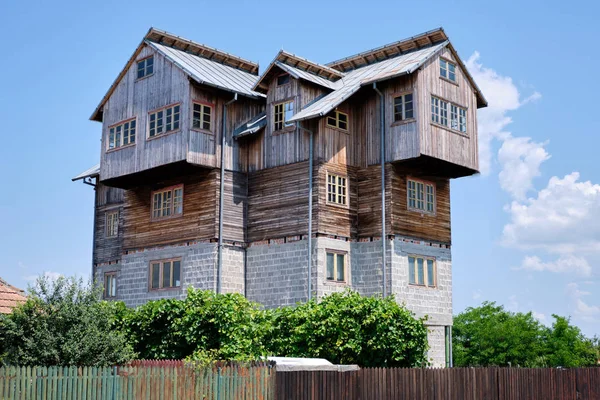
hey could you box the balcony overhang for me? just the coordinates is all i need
[100,160,211,190]
[393,155,478,179]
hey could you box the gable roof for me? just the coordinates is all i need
[72,164,100,181]
[0,277,26,314]
[90,28,264,122]
[253,50,344,93]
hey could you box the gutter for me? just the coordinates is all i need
[372,82,387,298]
[217,93,238,294]
[296,121,314,301]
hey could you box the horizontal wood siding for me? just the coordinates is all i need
[101,45,190,181]
[220,171,247,243]
[357,164,392,237]
[122,170,218,250]
[390,164,451,243]
[247,161,315,242]
[316,163,358,238]
[94,184,124,264]
[418,47,479,171]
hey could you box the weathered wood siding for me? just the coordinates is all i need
[356,164,392,238]
[315,162,358,238]
[122,170,218,250]
[417,48,479,171]
[389,164,451,243]
[101,45,191,181]
[220,171,247,243]
[94,184,124,264]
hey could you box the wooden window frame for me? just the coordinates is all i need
[273,100,294,132]
[439,58,457,84]
[393,92,415,123]
[325,250,347,283]
[104,272,117,298]
[107,117,137,151]
[105,211,119,238]
[326,172,348,207]
[326,110,349,131]
[408,255,437,288]
[276,73,291,86]
[149,258,182,291]
[407,177,436,215]
[151,184,184,221]
[430,95,468,136]
[136,55,154,81]
[191,100,214,133]
[148,103,181,140]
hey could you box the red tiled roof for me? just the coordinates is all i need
[0,277,26,314]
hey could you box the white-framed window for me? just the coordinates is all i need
[431,96,467,134]
[440,58,456,82]
[108,118,136,150]
[274,101,294,131]
[327,172,348,206]
[149,259,181,290]
[104,273,117,298]
[105,211,118,238]
[151,185,183,220]
[326,110,349,131]
[393,93,414,122]
[407,178,435,214]
[326,251,346,282]
[192,102,213,131]
[137,56,154,80]
[149,104,180,138]
[408,256,436,287]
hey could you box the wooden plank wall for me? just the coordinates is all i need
[94,184,124,264]
[122,170,218,250]
[417,47,479,171]
[315,162,358,238]
[356,164,392,238]
[220,171,247,243]
[389,164,451,244]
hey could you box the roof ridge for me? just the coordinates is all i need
[276,50,344,80]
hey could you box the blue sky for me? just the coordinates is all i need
[1,0,598,336]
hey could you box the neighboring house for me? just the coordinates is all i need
[73,27,486,367]
[0,277,26,314]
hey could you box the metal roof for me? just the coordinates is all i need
[290,42,447,122]
[72,164,100,181]
[233,112,267,139]
[148,41,264,100]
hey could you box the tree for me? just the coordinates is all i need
[453,302,597,367]
[264,290,429,367]
[0,275,134,366]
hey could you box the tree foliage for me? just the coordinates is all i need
[0,275,134,366]
[453,302,597,367]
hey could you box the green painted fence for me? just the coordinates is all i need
[0,362,275,399]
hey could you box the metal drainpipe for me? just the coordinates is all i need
[373,82,387,298]
[217,93,238,294]
[449,326,454,367]
[296,121,314,301]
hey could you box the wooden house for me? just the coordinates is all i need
[74,27,486,367]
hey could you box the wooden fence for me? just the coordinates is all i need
[276,367,600,400]
[0,362,276,399]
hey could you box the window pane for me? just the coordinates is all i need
[277,74,290,85]
[173,261,181,287]
[408,257,415,284]
[326,253,334,280]
[427,260,435,287]
[163,262,172,288]
[151,263,160,289]
[336,254,345,281]
[327,116,336,127]
[338,113,347,123]
[417,258,424,285]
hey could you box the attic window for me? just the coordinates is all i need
[440,59,456,82]
[326,111,348,131]
[192,102,213,132]
[274,101,294,131]
[394,93,414,122]
[137,56,154,80]
[277,74,290,86]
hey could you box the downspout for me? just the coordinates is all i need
[373,83,387,297]
[217,93,238,294]
[90,178,98,285]
[296,121,314,301]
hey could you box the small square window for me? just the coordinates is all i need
[137,56,154,80]
[408,256,436,288]
[393,93,414,122]
[192,102,213,131]
[326,251,346,282]
[277,74,290,86]
[326,110,349,131]
[440,58,457,83]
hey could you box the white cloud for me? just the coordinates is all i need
[472,289,482,300]
[23,271,63,282]
[498,135,550,200]
[566,283,600,323]
[516,254,592,277]
[532,311,547,325]
[465,52,541,176]
[503,173,600,254]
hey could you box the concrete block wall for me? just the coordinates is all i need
[350,239,386,297]
[314,237,351,298]
[221,246,245,294]
[427,325,447,367]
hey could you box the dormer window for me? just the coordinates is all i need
[274,101,294,131]
[440,59,456,82]
[108,118,136,150]
[149,104,180,138]
[137,56,154,80]
[277,74,290,86]
[326,110,348,131]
